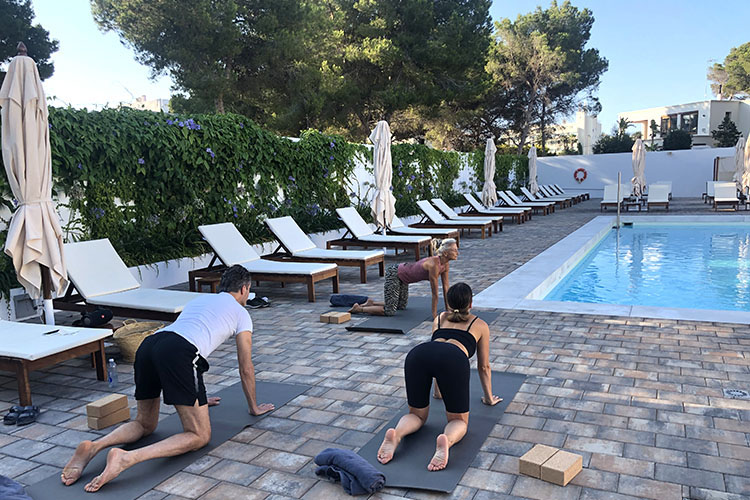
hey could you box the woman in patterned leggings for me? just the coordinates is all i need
[349,239,457,320]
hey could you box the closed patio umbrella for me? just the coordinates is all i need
[481,138,498,206]
[734,136,747,192]
[1,43,67,324]
[631,138,646,197]
[528,146,538,194]
[743,137,750,196]
[369,120,396,229]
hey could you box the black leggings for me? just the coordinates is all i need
[404,341,470,413]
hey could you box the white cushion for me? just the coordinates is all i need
[199,222,261,266]
[88,288,201,314]
[242,259,337,274]
[417,200,447,223]
[296,248,384,260]
[336,207,375,238]
[431,198,460,218]
[602,185,618,202]
[0,320,113,361]
[265,216,317,253]
[356,234,430,244]
[390,226,455,236]
[714,184,738,201]
[64,239,140,298]
[647,184,670,202]
[390,215,406,228]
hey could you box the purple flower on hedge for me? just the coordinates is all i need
[249,204,255,209]
[406,185,413,192]
[399,160,403,167]
[77,163,82,170]
[288,176,295,182]
[329,155,334,161]
[329,141,335,149]
[166,119,174,125]
[206,147,215,158]
[91,207,105,219]
[323,167,329,178]
[178,121,185,127]
[410,174,415,180]
[240,123,244,129]
[137,158,145,165]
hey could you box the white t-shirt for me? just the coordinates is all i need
[161,292,253,357]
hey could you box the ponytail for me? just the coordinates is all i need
[432,237,457,257]
[445,282,472,322]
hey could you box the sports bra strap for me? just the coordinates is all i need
[437,313,441,328]
[466,316,479,331]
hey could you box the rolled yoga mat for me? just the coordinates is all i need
[26,380,309,500]
[345,296,501,334]
[357,371,525,492]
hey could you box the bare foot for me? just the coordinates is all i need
[377,428,399,464]
[428,434,450,471]
[348,303,363,314]
[84,448,130,492]
[61,440,97,486]
[363,298,375,306]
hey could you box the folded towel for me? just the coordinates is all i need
[329,294,369,308]
[0,475,32,500]
[314,448,385,495]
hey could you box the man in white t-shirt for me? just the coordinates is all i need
[61,265,273,492]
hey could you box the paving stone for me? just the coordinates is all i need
[203,459,266,485]
[589,452,655,478]
[687,452,749,475]
[688,487,748,500]
[458,467,515,494]
[251,449,310,473]
[199,482,268,500]
[563,436,623,456]
[250,470,316,497]
[155,472,218,499]
[725,474,750,495]
[654,463,725,491]
[0,456,40,478]
[13,463,58,486]
[510,475,581,500]
[0,438,54,459]
[617,474,682,500]
[209,441,265,463]
[622,443,687,466]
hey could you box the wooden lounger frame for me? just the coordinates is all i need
[462,206,528,224]
[54,285,181,322]
[265,243,385,283]
[388,227,461,247]
[188,254,339,302]
[326,229,433,261]
[410,216,494,239]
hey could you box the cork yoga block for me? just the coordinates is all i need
[86,394,128,418]
[540,450,583,486]
[519,444,559,478]
[320,312,351,323]
[88,406,130,430]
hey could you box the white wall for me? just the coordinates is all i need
[537,147,734,198]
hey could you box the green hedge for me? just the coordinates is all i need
[468,150,529,192]
[0,107,484,301]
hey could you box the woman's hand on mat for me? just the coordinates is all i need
[250,403,275,416]
[207,397,221,406]
[481,395,502,406]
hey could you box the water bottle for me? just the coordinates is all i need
[107,359,119,388]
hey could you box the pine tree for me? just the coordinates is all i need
[711,115,741,147]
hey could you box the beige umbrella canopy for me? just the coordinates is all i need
[0,43,67,324]
[369,120,396,228]
[734,136,747,192]
[481,138,498,206]
[631,138,646,197]
[528,146,539,194]
[743,137,750,196]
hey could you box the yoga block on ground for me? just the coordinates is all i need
[86,394,128,418]
[320,312,336,323]
[329,312,351,324]
[541,450,582,486]
[519,444,559,478]
[88,406,130,430]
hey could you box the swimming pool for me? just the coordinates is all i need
[472,215,750,323]
[544,224,750,311]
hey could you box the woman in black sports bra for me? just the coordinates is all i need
[377,282,501,471]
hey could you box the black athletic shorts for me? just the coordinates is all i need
[404,341,471,413]
[134,331,209,406]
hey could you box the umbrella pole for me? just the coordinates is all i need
[40,265,55,325]
[616,172,621,229]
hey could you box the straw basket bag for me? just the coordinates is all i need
[113,319,164,362]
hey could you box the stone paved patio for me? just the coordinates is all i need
[1,197,749,500]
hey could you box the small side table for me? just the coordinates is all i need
[196,276,220,293]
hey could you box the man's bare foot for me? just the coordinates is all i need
[428,434,450,471]
[84,448,130,492]
[348,303,363,314]
[61,440,97,486]
[377,428,399,464]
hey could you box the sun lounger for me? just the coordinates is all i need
[652,181,672,200]
[462,193,529,223]
[646,184,670,211]
[196,223,339,302]
[553,183,589,200]
[539,185,577,204]
[713,184,739,211]
[521,186,570,208]
[430,198,503,232]
[499,191,554,214]
[328,207,432,261]
[414,200,493,238]
[265,216,384,283]
[0,320,111,405]
[387,215,461,245]
[54,238,204,321]
[600,184,627,211]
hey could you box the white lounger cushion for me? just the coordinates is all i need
[417,200,487,226]
[199,222,336,273]
[647,184,670,203]
[295,248,384,260]
[355,234,429,244]
[0,320,113,361]
[265,216,317,253]
[713,184,738,202]
[390,215,455,235]
[431,198,503,223]
[337,207,429,243]
[503,191,552,206]
[88,288,202,314]
[64,239,141,298]
[463,193,524,214]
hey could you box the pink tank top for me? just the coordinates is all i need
[397,257,445,284]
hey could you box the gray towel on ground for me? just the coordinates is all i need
[314,447,386,495]
[0,475,32,500]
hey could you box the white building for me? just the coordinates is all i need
[550,109,602,155]
[618,99,750,147]
[124,95,169,113]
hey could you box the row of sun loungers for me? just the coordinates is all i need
[600,184,671,211]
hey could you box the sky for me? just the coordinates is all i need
[18,0,750,132]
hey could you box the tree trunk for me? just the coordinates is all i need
[540,99,547,155]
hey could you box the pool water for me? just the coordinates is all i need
[544,224,750,311]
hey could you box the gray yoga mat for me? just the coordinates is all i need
[345,296,501,334]
[358,371,525,492]
[26,381,308,500]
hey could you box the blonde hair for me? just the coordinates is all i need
[431,238,457,257]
